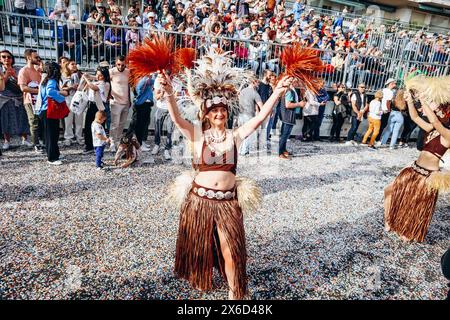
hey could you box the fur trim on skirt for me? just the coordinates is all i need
[174,185,247,299]
[386,162,440,242]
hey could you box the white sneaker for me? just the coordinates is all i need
[2,141,10,150]
[21,140,33,147]
[64,139,72,147]
[47,160,63,165]
[164,149,172,160]
[141,145,151,152]
[375,141,382,147]
[344,141,353,146]
[109,144,116,153]
[143,156,155,164]
[151,145,160,155]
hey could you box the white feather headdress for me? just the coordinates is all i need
[185,48,254,115]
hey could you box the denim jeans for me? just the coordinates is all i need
[346,116,361,142]
[279,122,294,155]
[95,145,105,168]
[381,111,404,147]
[266,104,281,141]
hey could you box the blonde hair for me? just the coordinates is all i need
[95,110,107,121]
[374,90,383,99]
[394,89,407,111]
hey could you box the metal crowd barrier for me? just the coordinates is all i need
[303,4,450,35]
[0,11,448,94]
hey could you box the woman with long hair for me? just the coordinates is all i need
[0,49,30,150]
[384,75,450,242]
[82,66,111,154]
[380,89,407,149]
[329,83,349,142]
[37,62,69,165]
[61,59,83,146]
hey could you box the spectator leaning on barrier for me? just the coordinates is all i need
[18,48,43,152]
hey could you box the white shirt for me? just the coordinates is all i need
[381,88,394,113]
[303,90,320,116]
[91,121,107,147]
[368,99,383,120]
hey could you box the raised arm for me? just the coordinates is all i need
[404,91,434,132]
[422,102,450,144]
[159,71,195,141]
[235,76,293,140]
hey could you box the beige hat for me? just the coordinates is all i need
[385,78,396,86]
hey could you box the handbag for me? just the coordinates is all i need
[47,98,70,119]
[70,85,89,115]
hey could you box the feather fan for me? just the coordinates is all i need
[280,44,325,93]
[127,35,174,86]
[172,48,196,75]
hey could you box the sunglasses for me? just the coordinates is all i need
[1,55,11,59]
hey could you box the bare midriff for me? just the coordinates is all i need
[416,151,442,171]
[194,171,236,190]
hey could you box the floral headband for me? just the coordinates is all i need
[205,96,228,110]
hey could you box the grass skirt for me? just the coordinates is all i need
[174,186,247,299]
[386,164,439,242]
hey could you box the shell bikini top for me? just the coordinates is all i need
[192,129,238,175]
[423,130,448,161]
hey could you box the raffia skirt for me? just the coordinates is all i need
[386,161,448,242]
[174,181,247,299]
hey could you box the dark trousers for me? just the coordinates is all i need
[278,122,294,155]
[376,112,390,141]
[346,116,361,142]
[400,114,417,143]
[95,145,105,167]
[266,104,281,141]
[302,115,319,141]
[330,113,345,141]
[84,102,99,151]
[314,105,326,140]
[127,101,153,145]
[42,111,60,162]
[14,7,38,42]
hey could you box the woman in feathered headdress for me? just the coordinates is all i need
[384,75,450,242]
[159,49,293,300]
[128,36,322,299]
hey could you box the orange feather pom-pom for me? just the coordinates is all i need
[127,34,174,86]
[280,44,325,93]
[172,48,196,74]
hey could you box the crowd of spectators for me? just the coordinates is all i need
[4,0,449,92]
